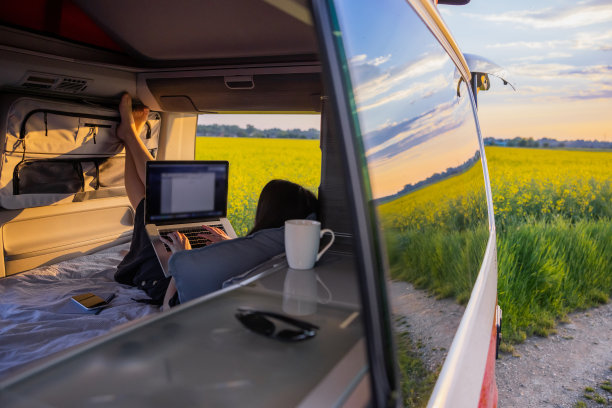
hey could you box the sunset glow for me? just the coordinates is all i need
[440,0,612,142]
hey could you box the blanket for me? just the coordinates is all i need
[0,243,158,381]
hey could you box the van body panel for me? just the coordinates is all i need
[314,0,499,406]
[411,0,471,81]
[478,315,500,408]
[428,45,499,407]
[428,235,498,407]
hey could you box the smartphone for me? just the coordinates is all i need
[71,293,109,310]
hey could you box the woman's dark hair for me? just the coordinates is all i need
[249,179,318,234]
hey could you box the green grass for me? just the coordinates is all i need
[387,223,488,305]
[395,317,439,407]
[497,217,612,342]
[580,381,612,406]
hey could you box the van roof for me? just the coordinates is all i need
[0,0,322,112]
[0,0,318,68]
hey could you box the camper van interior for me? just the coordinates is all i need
[0,1,499,407]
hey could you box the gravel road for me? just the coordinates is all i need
[390,281,612,407]
[496,302,612,407]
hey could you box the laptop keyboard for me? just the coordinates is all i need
[159,224,226,251]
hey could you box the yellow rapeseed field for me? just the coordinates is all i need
[486,146,612,225]
[378,162,487,232]
[195,137,321,235]
[196,138,611,234]
[379,146,612,231]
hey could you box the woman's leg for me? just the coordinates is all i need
[162,278,177,312]
[117,93,153,208]
[122,145,144,208]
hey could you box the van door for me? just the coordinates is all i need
[312,0,498,406]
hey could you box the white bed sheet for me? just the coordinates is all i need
[0,243,159,381]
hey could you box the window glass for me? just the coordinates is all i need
[332,0,489,401]
[195,114,321,235]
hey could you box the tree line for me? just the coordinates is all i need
[196,124,319,139]
[375,151,481,204]
[484,137,612,149]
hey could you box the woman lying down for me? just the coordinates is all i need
[114,93,318,310]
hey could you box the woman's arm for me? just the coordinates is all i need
[159,231,192,252]
[199,226,231,243]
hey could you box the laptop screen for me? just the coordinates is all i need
[145,161,229,224]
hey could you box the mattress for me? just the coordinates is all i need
[0,243,159,381]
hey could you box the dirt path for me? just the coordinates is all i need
[496,302,612,407]
[390,281,465,371]
[390,281,612,407]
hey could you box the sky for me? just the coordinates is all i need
[197,113,320,131]
[439,0,612,142]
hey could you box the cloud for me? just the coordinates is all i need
[517,85,558,94]
[370,54,392,66]
[363,99,467,162]
[487,29,612,52]
[350,54,367,64]
[438,7,453,17]
[488,40,567,50]
[568,88,612,100]
[567,81,612,100]
[348,54,394,87]
[494,62,612,101]
[464,1,612,29]
[357,73,451,112]
[351,51,449,105]
[350,54,392,66]
[511,52,573,62]
[499,81,612,102]
[509,63,612,82]
[573,29,612,51]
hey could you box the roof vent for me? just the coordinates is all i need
[19,72,91,94]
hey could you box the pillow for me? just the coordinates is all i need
[168,227,285,303]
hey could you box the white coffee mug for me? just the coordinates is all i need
[284,220,335,270]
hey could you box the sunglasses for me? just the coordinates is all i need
[235,308,319,342]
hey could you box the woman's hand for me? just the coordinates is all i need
[159,231,192,253]
[200,225,231,244]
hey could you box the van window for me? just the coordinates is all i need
[195,114,321,235]
[331,0,489,401]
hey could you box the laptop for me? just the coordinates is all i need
[144,160,237,276]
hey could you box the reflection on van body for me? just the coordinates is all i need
[333,0,490,390]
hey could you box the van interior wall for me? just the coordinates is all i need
[156,112,197,160]
[319,101,354,252]
[0,92,138,277]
